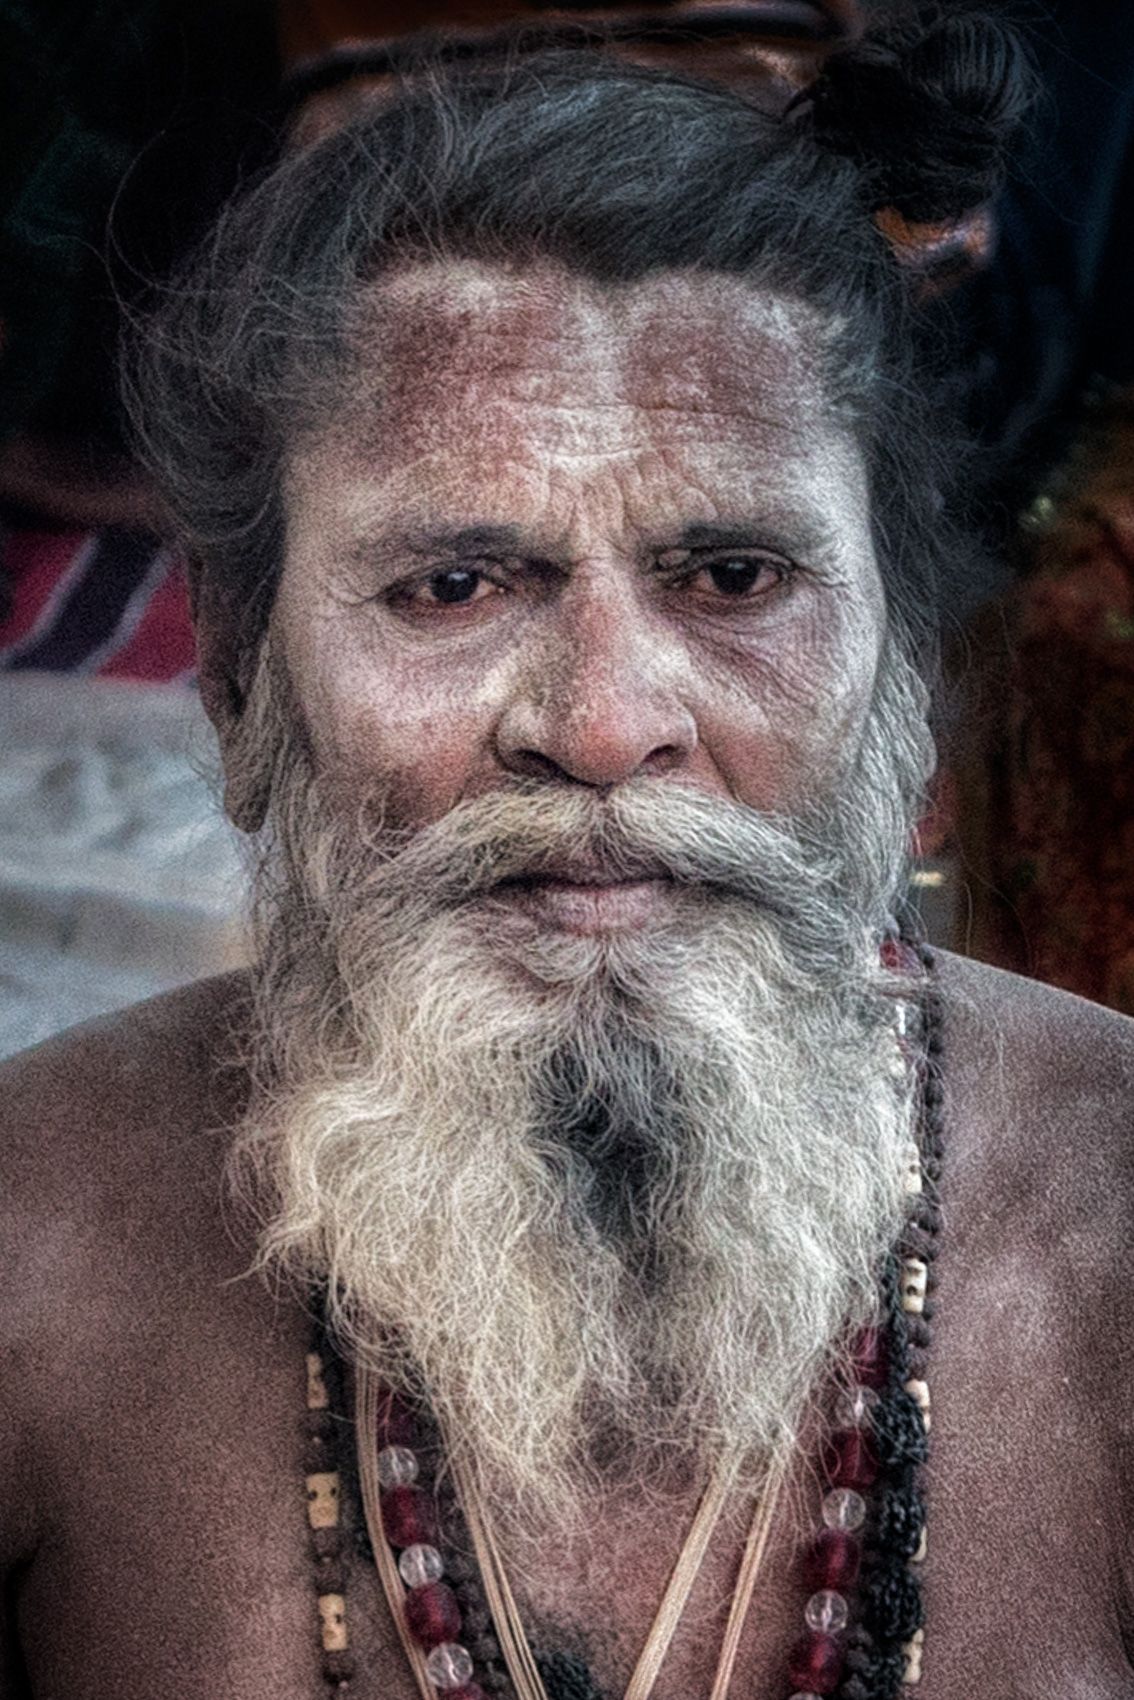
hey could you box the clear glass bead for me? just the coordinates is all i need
[399,1543,445,1588]
[377,1445,419,1488]
[425,1642,474,1690]
[834,1384,879,1429]
[821,1488,866,1531]
[805,1589,849,1633]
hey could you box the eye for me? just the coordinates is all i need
[685,553,792,600]
[424,568,491,605]
[705,557,778,596]
[391,565,504,611]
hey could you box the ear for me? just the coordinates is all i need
[193,574,273,835]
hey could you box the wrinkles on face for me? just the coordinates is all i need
[277,261,886,827]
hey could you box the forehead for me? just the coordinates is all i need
[289,261,864,534]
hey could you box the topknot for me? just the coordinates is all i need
[803,5,1036,223]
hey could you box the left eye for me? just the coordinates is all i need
[426,568,488,604]
[701,557,785,596]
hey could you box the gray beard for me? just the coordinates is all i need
[228,634,933,1557]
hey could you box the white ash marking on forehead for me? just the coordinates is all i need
[325,258,848,474]
[357,258,841,381]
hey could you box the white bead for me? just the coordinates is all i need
[821,1488,866,1531]
[788,1693,824,1700]
[306,1353,330,1410]
[905,1377,931,1431]
[903,1627,926,1684]
[901,1140,924,1195]
[804,1590,849,1633]
[317,1592,348,1652]
[426,1643,474,1689]
[399,1543,445,1588]
[901,1257,928,1314]
[833,1384,878,1428]
[377,1445,419,1488]
[305,1472,341,1530]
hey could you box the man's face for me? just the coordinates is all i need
[239,264,922,1541]
[274,262,887,931]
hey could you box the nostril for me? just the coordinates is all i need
[509,748,574,783]
[642,743,687,776]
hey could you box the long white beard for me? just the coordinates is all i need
[229,637,934,1554]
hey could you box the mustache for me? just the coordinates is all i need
[314,778,847,924]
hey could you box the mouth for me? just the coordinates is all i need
[490,871,674,935]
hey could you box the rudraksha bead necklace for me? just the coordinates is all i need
[300,938,942,1700]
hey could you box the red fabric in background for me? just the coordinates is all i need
[0,528,93,653]
[98,560,197,683]
[0,524,196,682]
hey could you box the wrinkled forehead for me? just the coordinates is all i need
[288,261,864,520]
[348,261,837,424]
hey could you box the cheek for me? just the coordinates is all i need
[277,605,509,827]
[705,598,883,810]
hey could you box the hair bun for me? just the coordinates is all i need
[804,5,1036,223]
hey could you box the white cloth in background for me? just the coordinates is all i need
[0,672,248,1060]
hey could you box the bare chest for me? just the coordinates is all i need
[14,1268,1134,1700]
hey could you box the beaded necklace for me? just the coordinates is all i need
[300,938,942,1700]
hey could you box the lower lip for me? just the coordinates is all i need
[494,879,670,935]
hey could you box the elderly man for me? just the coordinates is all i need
[2,28,1133,1700]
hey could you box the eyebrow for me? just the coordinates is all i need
[346,513,837,573]
[678,522,780,550]
[382,523,526,559]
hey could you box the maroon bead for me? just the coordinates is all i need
[448,1688,490,1700]
[880,936,920,975]
[804,1528,861,1592]
[405,1581,462,1648]
[851,1326,888,1389]
[310,1526,344,1559]
[788,1631,844,1694]
[827,1428,879,1491]
[380,1485,438,1547]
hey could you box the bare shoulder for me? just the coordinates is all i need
[0,975,252,1563]
[930,956,1134,1599]
[933,950,1134,1399]
[0,972,249,1210]
[935,949,1134,1198]
[938,945,1134,1071]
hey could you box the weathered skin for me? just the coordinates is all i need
[2,266,1133,1695]
[268,265,885,840]
[2,957,1133,1699]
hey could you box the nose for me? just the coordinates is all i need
[495,575,697,787]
